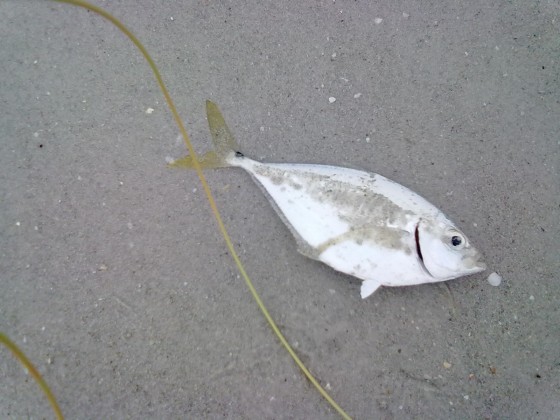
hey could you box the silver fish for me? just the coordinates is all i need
[171,101,486,298]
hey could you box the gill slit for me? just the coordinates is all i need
[415,220,433,277]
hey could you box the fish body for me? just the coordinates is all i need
[171,101,486,298]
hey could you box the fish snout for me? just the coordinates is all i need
[474,259,487,272]
[465,248,486,273]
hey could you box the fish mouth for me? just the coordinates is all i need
[467,255,487,273]
[464,245,487,273]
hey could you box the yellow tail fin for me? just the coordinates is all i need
[168,100,240,170]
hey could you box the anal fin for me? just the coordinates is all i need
[360,279,382,299]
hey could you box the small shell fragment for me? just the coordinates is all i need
[328,97,336,103]
[487,272,502,287]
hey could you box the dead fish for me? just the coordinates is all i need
[170,101,486,298]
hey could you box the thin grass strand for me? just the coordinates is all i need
[47,2,352,418]
[0,332,64,420]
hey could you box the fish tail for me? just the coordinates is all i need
[168,100,241,170]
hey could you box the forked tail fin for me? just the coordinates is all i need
[168,100,240,169]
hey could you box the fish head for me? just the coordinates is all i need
[417,218,486,281]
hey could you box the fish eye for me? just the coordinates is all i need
[451,235,463,247]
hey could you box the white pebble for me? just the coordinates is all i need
[374,18,383,24]
[328,97,336,103]
[145,107,154,114]
[487,272,502,287]
[354,92,362,99]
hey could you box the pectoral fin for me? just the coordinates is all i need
[360,279,382,299]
